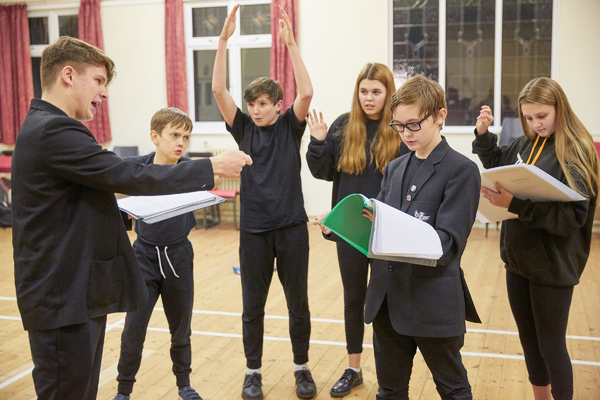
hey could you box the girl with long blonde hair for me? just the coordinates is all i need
[474,77,598,400]
[306,62,407,397]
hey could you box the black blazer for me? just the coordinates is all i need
[364,137,481,338]
[12,99,215,331]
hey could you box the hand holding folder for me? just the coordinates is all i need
[477,164,585,223]
[322,194,442,267]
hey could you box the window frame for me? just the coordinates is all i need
[184,0,272,135]
[388,0,560,134]
[28,7,79,58]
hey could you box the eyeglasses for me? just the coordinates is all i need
[389,112,432,133]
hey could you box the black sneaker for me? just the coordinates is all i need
[178,386,203,400]
[113,395,130,400]
[330,368,363,397]
[294,368,317,399]
[241,372,263,400]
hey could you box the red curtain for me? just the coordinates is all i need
[270,0,298,112]
[79,0,112,143]
[0,4,33,145]
[165,0,188,113]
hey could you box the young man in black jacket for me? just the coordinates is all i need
[11,36,250,399]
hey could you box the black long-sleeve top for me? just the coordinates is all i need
[472,129,596,286]
[306,113,407,207]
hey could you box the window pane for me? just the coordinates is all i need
[445,0,495,126]
[193,50,228,122]
[392,0,439,83]
[240,4,271,35]
[32,57,42,99]
[59,15,78,38]
[240,48,271,114]
[501,0,552,122]
[29,17,49,45]
[192,7,228,37]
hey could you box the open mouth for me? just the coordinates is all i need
[91,101,101,113]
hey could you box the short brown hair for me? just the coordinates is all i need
[150,108,193,135]
[244,77,283,104]
[41,36,116,91]
[390,75,447,120]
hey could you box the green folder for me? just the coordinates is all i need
[322,194,373,256]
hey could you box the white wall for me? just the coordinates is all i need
[102,1,167,154]
[6,0,600,216]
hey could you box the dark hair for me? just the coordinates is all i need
[41,36,116,91]
[244,77,283,104]
[151,108,193,135]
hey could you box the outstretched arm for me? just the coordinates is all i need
[279,5,313,122]
[212,4,239,127]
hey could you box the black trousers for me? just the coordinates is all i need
[28,315,107,400]
[117,239,195,395]
[506,270,574,400]
[336,242,369,354]
[239,223,310,369]
[372,298,472,400]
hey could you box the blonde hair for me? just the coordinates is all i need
[390,75,447,124]
[518,77,599,198]
[151,108,193,135]
[41,36,115,91]
[337,63,400,174]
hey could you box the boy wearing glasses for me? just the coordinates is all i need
[364,75,481,399]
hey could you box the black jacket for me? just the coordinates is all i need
[12,99,215,331]
[473,129,596,286]
[364,138,481,338]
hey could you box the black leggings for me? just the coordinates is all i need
[336,242,370,354]
[506,270,574,400]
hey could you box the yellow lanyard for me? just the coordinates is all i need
[526,136,548,165]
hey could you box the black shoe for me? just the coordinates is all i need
[179,386,203,400]
[241,372,263,400]
[294,368,317,399]
[330,368,363,397]
[113,395,130,400]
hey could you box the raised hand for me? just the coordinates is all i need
[220,4,239,41]
[278,5,296,47]
[476,105,494,135]
[306,109,328,141]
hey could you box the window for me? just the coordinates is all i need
[185,1,272,134]
[391,0,554,130]
[28,9,79,99]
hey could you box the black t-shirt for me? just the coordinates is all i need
[226,107,308,232]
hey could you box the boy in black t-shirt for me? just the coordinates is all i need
[113,108,204,400]
[212,5,315,400]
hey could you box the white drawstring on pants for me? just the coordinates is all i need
[155,246,180,278]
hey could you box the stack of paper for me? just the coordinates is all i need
[322,194,442,266]
[478,164,585,223]
[368,199,442,266]
[117,190,225,224]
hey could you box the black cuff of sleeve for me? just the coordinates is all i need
[508,196,527,215]
[473,128,495,144]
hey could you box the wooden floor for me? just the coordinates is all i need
[0,221,598,399]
